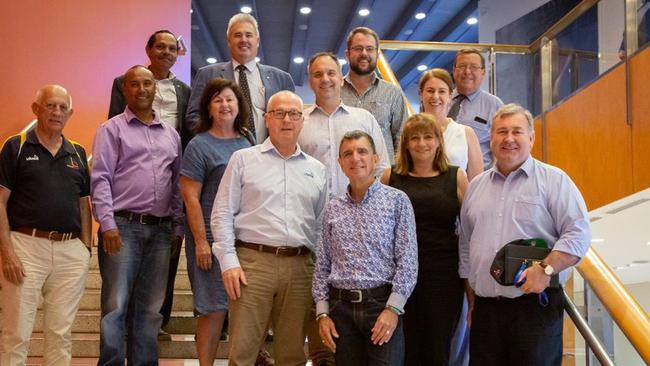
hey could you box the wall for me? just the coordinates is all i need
[0,0,191,150]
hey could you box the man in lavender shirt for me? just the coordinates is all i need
[91,65,183,365]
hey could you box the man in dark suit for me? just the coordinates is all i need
[107,30,190,339]
[186,13,295,143]
[108,30,193,150]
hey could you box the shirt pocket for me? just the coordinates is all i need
[512,194,552,233]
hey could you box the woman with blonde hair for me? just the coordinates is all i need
[381,113,468,365]
[419,68,482,181]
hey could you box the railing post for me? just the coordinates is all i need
[489,47,497,96]
[624,0,637,126]
[540,37,553,162]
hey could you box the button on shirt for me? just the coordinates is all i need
[211,138,328,272]
[451,88,503,169]
[233,60,266,142]
[298,103,390,198]
[313,180,418,314]
[91,107,183,236]
[458,157,591,298]
[341,73,407,162]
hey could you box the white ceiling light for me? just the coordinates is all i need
[241,6,252,13]
[338,58,347,65]
[293,57,305,64]
[300,7,312,14]
[417,64,427,72]
[358,8,370,17]
[415,12,426,20]
[467,17,478,25]
[404,29,413,35]
[206,57,217,64]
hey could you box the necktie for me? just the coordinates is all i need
[448,94,466,120]
[236,64,256,138]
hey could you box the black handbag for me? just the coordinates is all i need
[490,239,559,287]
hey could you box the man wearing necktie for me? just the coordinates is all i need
[449,48,504,170]
[186,13,295,144]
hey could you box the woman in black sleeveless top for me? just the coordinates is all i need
[381,113,469,366]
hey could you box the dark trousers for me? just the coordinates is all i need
[330,289,405,366]
[160,245,180,328]
[470,288,563,366]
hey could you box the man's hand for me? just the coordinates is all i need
[371,309,399,345]
[0,249,25,285]
[171,235,183,257]
[318,315,339,353]
[222,267,248,300]
[102,229,122,255]
[519,263,551,294]
[195,239,212,271]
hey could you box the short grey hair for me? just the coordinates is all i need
[227,13,259,37]
[35,85,73,109]
[492,103,534,132]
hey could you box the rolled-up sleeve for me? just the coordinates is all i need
[549,173,591,259]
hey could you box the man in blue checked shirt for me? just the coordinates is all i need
[312,130,417,366]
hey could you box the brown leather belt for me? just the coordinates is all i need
[114,210,171,225]
[235,240,310,257]
[14,227,80,241]
[329,284,392,303]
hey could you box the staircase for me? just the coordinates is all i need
[0,245,232,359]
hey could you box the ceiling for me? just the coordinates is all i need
[190,0,479,91]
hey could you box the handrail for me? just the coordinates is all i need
[563,288,616,365]
[377,52,414,117]
[577,248,650,363]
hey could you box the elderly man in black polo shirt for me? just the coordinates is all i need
[0,84,91,365]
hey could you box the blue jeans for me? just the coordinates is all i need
[330,292,405,366]
[97,216,172,366]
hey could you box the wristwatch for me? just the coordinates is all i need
[540,262,555,276]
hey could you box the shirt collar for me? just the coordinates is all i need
[345,178,381,203]
[452,88,482,102]
[25,129,75,155]
[307,102,351,117]
[488,155,534,180]
[343,72,378,87]
[124,106,163,126]
[260,137,305,159]
[232,58,258,73]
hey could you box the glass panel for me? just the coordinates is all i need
[495,52,539,115]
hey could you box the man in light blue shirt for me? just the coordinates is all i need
[449,48,504,169]
[459,103,591,365]
[211,91,328,365]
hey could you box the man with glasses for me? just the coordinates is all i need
[0,85,91,365]
[341,27,407,162]
[186,13,295,144]
[300,52,390,198]
[450,48,504,169]
[211,91,327,365]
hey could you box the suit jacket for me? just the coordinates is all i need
[108,74,193,150]
[185,61,295,139]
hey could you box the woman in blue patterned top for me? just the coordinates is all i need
[180,78,253,366]
[381,113,469,365]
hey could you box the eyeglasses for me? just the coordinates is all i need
[38,103,71,114]
[455,64,483,72]
[349,46,377,53]
[266,109,303,121]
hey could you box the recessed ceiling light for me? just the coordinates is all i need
[338,58,347,65]
[467,17,478,25]
[300,7,311,15]
[415,12,426,20]
[241,6,252,14]
[206,57,217,64]
[293,57,305,64]
[358,8,370,17]
[190,9,193,14]
[417,64,428,72]
[298,24,308,31]
[404,29,413,35]
[255,57,261,63]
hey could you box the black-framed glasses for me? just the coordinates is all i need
[349,46,377,53]
[266,109,303,121]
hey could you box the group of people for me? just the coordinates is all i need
[0,11,592,366]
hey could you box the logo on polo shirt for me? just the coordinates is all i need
[25,154,39,161]
[66,156,80,170]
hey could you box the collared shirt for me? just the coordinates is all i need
[233,59,266,142]
[211,138,328,272]
[0,129,90,233]
[298,103,390,198]
[91,107,183,236]
[341,73,407,162]
[153,72,179,129]
[451,88,503,169]
[458,157,591,298]
[313,179,418,314]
